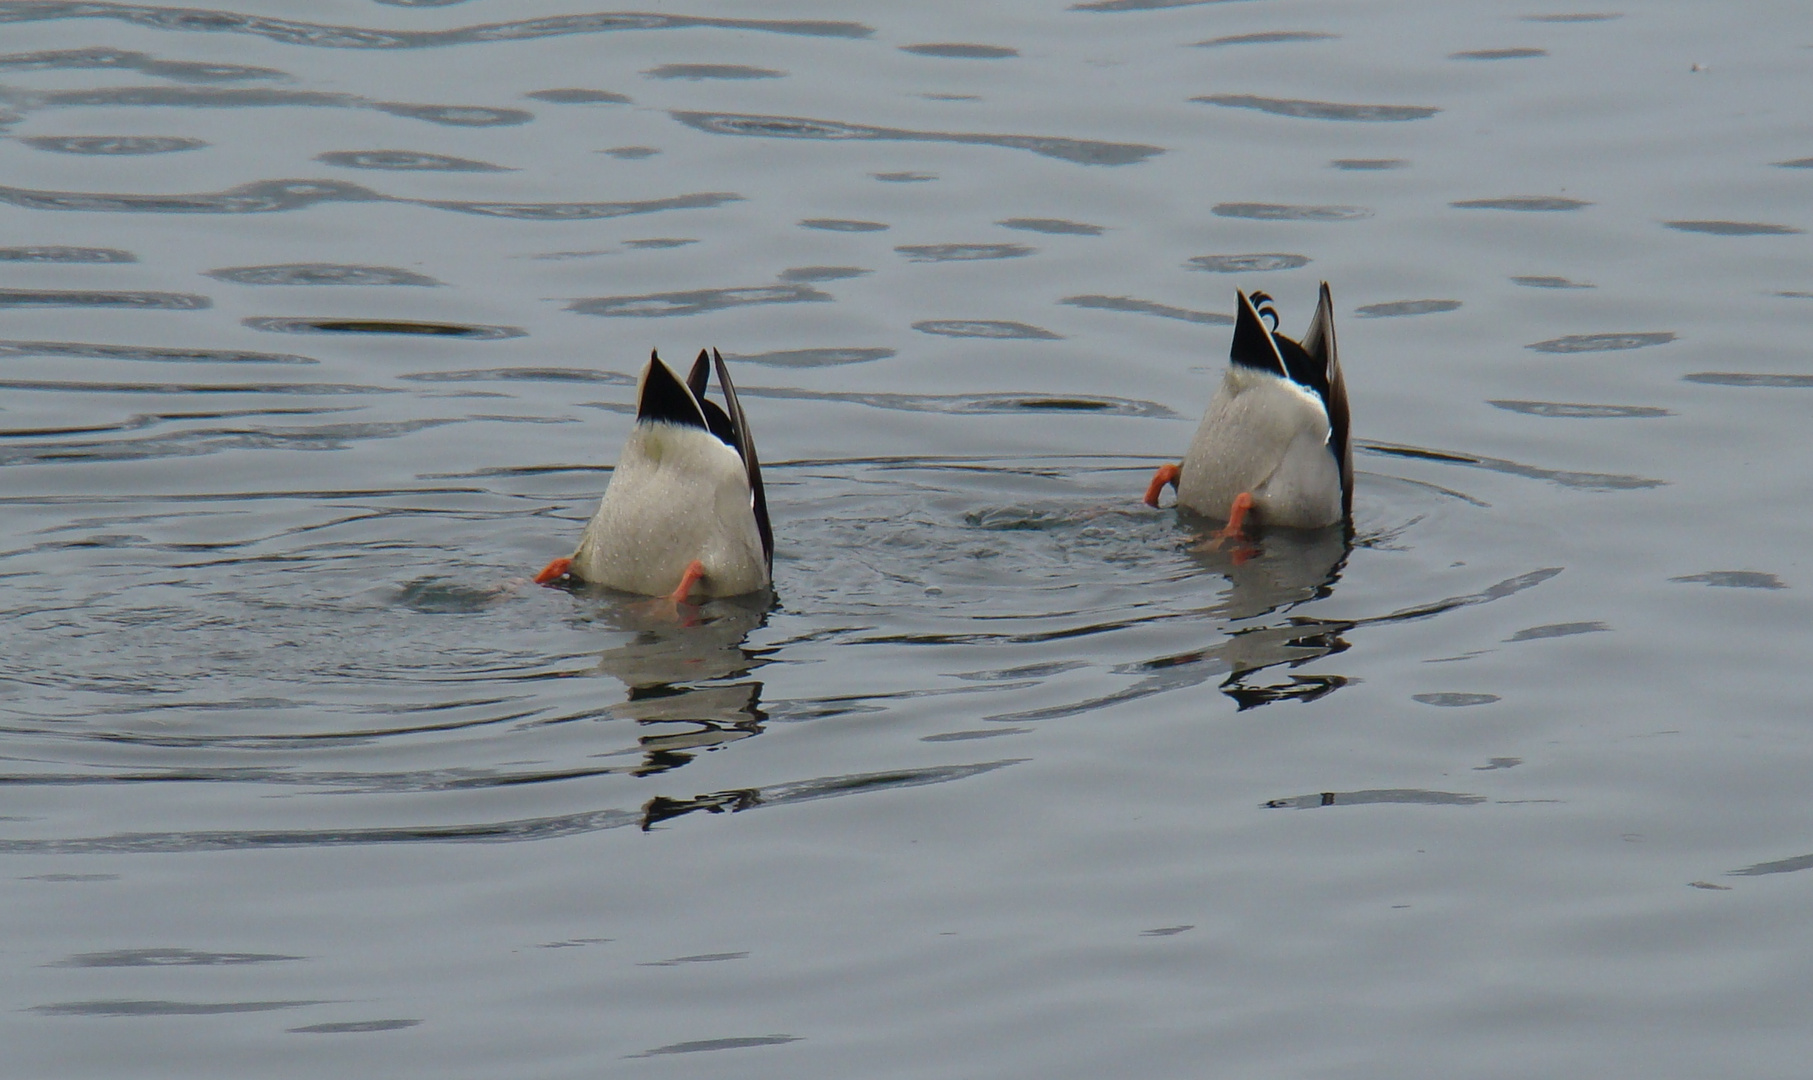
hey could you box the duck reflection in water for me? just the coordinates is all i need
[1179,521,1352,708]
[586,592,771,778]
[1183,512,1350,623]
[983,524,1354,724]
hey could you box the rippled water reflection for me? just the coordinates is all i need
[4,1,1813,1076]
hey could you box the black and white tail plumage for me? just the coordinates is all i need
[635,348,772,573]
[1228,285,1352,518]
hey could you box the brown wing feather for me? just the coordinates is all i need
[711,348,772,572]
[1302,282,1352,519]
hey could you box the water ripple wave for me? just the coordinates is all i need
[673,111,1164,166]
[0,4,873,46]
[0,456,1545,853]
[0,179,741,219]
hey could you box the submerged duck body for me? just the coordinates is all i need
[1147,283,1352,531]
[537,349,772,600]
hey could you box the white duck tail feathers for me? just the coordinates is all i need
[547,350,771,598]
[1177,365,1341,527]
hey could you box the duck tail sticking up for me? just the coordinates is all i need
[534,348,772,599]
[1145,282,1351,533]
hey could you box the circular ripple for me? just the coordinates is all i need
[900,43,1018,58]
[1188,253,1310,273]
[1449,48,1547,60]
[1664,220,1803,236]
[23,135,208,155]
[1213,203,1372,222]
[0,451,1507,853]
[778,266,870,283]
[570,285,828,318]
[895,244,1033,262]
[371,103,532,127]
[644,65,783,80]
[315,149,512,172]
[728,347,894,367]
[912,320,1062,340]
[1511,276,1594,289]
[291,1020,424,1034]
[1527,332,1676,353]
[1356,300,1462,318]
[0,289,209,310]
[0,246,136,264]
[998,218,1103,236]
[243,317,525,339]
[208,264,442,287]
[1413,693,1501,707]
[801,218,889,232]
[526,88,631,102]
[1452,196,1592,211]
[1195,31,1339,47]
[1489,401,1670,419]
[1195,95,1438,121]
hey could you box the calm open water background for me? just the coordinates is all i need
[3,1,1812,1076]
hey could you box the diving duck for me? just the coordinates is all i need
[1145,283,1351,532]
[535,349,773,600]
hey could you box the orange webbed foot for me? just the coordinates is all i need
[667,559,707,605]
[1144,463,1182,508]
[1190,493,1259,561]
[638,559,707,626]
[1212,491,1255,543]
[533,557,573,585]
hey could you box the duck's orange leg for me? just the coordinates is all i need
[1144,463,1182,508]
[1212,493,1260,564]
[1214,492,1255,541]
[667,559,707,604]
[1191,492,1258,560]
[534,557,573,585]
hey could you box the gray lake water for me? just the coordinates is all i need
[4,1,1813,1076]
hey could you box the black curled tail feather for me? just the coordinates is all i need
[1230,289,1288,377]
[1249,290,1281,331]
